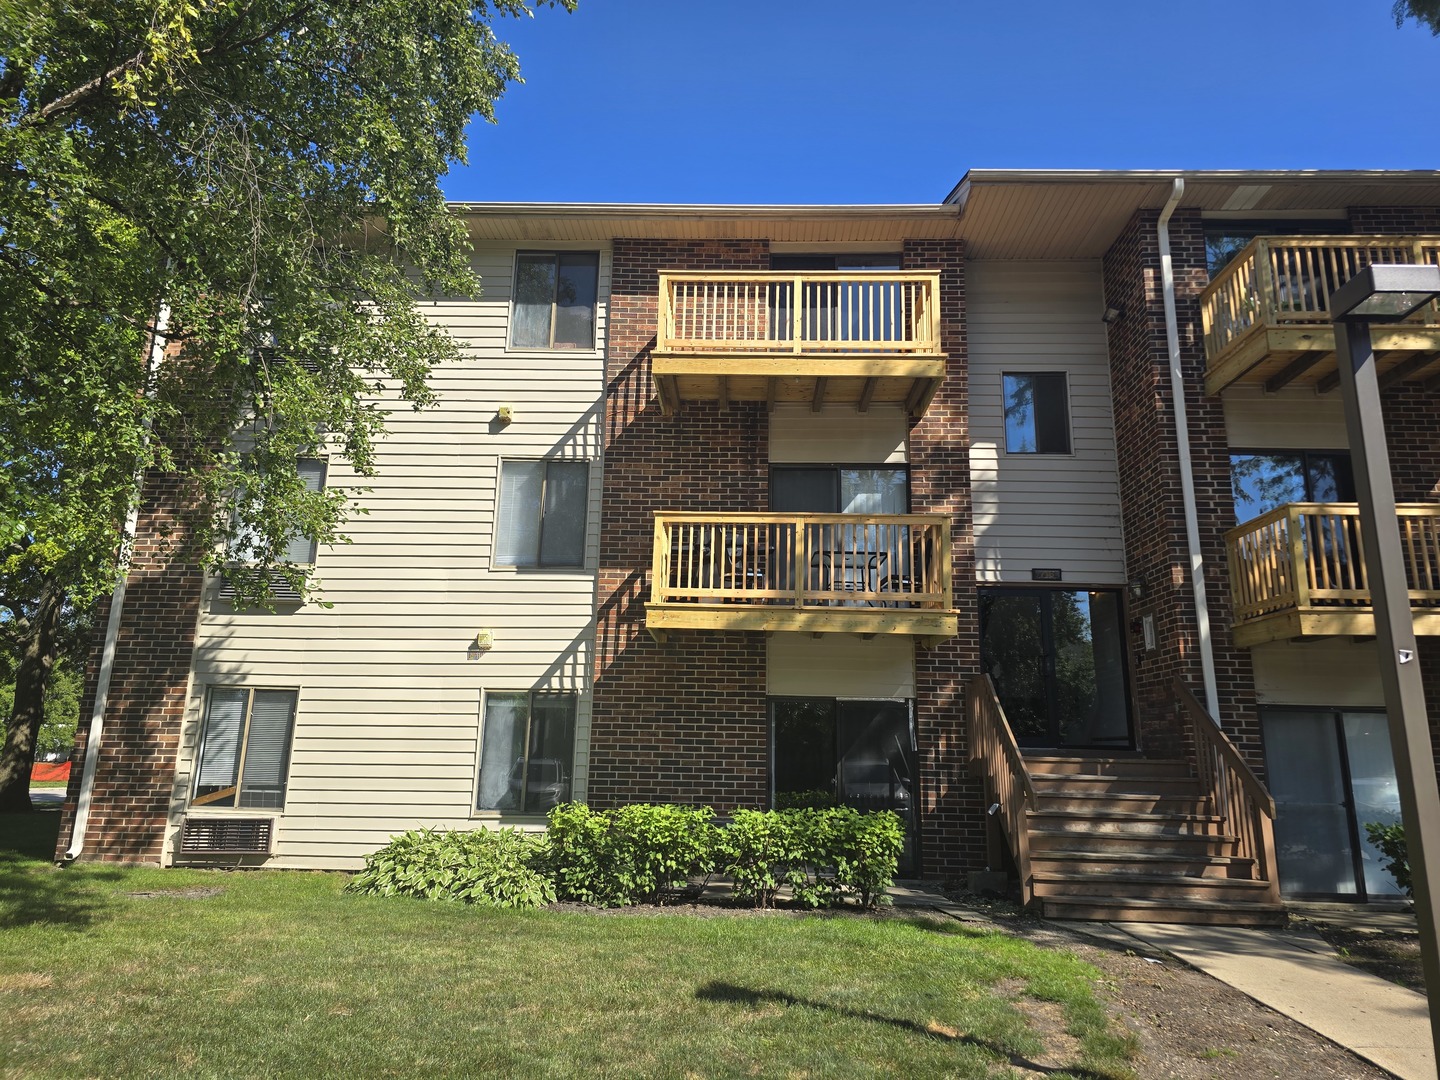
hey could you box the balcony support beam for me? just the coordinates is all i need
[1263,353,1326,393]
[858,377,877,413]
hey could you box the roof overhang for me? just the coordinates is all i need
[948,169,1440,260]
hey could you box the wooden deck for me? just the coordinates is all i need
[651,272,946,416]
[1225,502,1440,645]
[1200,236,1440,396]
[646,512,957,644]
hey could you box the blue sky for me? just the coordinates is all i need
[445,0,1439,205]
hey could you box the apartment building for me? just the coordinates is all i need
[56,171,1440,924]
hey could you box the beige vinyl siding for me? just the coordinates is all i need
[172,243,608,869]
[1250,639,1384,708]
[769,405,908,464]
[969,262,1126,583]
[767,635,914,699]
[1222,386,1348,449]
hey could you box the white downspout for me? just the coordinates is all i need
[63,303,170,862]
[1157,179,1222,719]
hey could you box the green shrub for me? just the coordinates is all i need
[717,808,801,908]
[346,827,555,908]
[773,789,837,810]
[547,803,717,906]
[831,809,905,908]
[1365,820,1411,896]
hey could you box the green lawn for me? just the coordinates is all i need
[0,812,1136,1079]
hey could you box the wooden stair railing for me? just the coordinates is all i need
[1173,678,1282,907]
[967,674,1037,907]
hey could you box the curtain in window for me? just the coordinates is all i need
[282,459,327,565]
[538,461,588,567]
[239,691,298,808]
[495,461,545,566]
[197,689,247,791]
[478,693,527,811]
[513,255,558,348]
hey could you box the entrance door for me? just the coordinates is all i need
[978,588,1132,749]
[771,697,918,874]
[1261,707,1405,899]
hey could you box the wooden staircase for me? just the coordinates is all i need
[968,676,1286,927]
[1022,755,1285,926]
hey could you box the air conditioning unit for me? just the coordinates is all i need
[180,817,274,855]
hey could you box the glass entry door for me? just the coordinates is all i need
[978,588,1132,749]
[1261,707,1405,899]
[771,697,918,874]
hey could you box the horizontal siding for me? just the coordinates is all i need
[767,634,914,699]
[769,405,908,464]
[1223,386,1348,449]
[969,262,1126,584]
[170,243,608,869]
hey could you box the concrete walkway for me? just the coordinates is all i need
[889,885,1434,1079]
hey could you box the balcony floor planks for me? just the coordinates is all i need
[1205,323,1440,396]
[1232,606,1440,646]
[645,603,959,644]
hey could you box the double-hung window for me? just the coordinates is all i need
[227,457,328,565]
[192,687,298,809]
[494,459,589,568]
[511,252,600,349]
[477,691,577,813]
[1003,373,1071,454]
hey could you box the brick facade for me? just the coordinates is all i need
[904,238,984,880]
[589,240,772,811]
[54,471,203,863]
[1101,210,1262,762]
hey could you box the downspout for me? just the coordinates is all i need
[1156,179,1222,719]
[63,303,170,861]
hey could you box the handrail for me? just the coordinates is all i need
[656,270,943,356]
[1226,502,1440,624]
[967,674,1037,908]
[1173,678,1280,906]
[1199,234,1440,364]
[651,512,952,611]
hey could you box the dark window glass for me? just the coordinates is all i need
[511,252,599,349]
[1003,373,1070,454]
[1203,221,1345,276]
[477,691,576,813]
[1230,451,1354,523]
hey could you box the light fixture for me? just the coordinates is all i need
[1101,305,1126,325]
[467,629,494,659]
[1330,263,1440,322]
[1128,578,1145,601]
[496,404,514,424]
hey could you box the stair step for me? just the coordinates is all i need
[1040,894,1287,927]
[1033,791,1212,814]
[1030,850,1253,876]
[1028,825,1232,847]
[1030,774,1203,796]
[1023,756,1193,779]
[1032,871,1272,902]
[1028,808,1223,825]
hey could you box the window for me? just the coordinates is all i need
[494,459,589,568]
[1003,373,1070,454]
[192,687,298,809]
[477,691,577,813]
[227,457,327,565]
[1203,219,1345,276]
[1230,450,1354,523]
[511,252,600,349]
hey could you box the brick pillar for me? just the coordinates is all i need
[54,470,203,863]
[589,239,772,811]
[1101,210,1261,765]
[905,238,983,882]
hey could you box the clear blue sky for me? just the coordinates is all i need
[445,0,1439,205]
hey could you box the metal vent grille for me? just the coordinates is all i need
[217,569,303,605]
[181,818,274,854]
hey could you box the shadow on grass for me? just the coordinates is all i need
[0,808,123,929]
[695,981,1116,1078]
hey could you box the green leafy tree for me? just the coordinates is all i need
[1395,0,1440,33]
[0,1,575,811]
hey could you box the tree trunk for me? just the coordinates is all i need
[0,582,65,813]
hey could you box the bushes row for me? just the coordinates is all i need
[347,803,904,911]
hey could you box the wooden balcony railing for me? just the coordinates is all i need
[1225,502,1440,644]
[1199,236,1440,394]
[646,512,957,642]
[656,272,943,356]
[1174,678,1281,909]
[967,674,1037,909]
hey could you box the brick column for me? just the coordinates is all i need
[905,238,983,881]
[54,470,204,863]
[589,239,773,810]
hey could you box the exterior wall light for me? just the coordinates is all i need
[467,630,495,659]
[1101,305,1126,324]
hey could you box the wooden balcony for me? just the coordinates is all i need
[1200,236,1440,396]
[1226,502,1440,645]
[647,512,957,645]
[651,272,947,417]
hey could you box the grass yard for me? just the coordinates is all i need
[1,813,1136,1079]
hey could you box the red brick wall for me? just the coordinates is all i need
[905,238,983,881]
[54,470,203,864]
[589,239,772,811]
[1101,210,1262,762]
[1348,206,1440,234]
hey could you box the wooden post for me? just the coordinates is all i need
[792,517,808,609]
[1286,504,1310,614]
[791,275,803,353]
[651,515,668,605]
